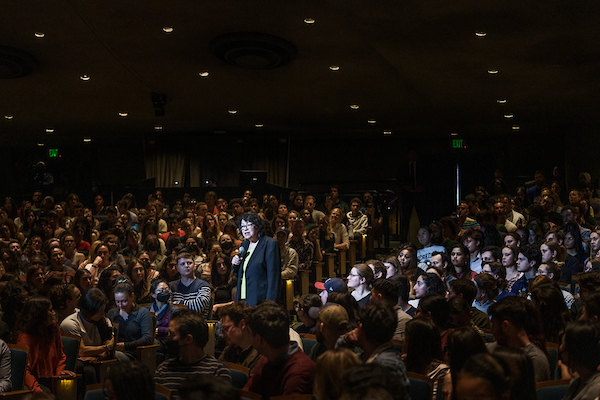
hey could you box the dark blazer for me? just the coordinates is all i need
[234,236,281,307]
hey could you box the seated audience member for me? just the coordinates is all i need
[178,375,239,400]
[340,363,410,400]
[482,261,515,301]
[403,318,449,398]
[473,272,498,316]
[581,290,600,320]
[447,296,486,339]
[529,277,571,343]
[16,296,76,392]
[126,259,152,304]
[366,259,387,280]
[309,304,350,361]
[346,263,374,307]
[104,361,154,400]
[415,294,453,356]
[339,302,410,392]
[488,296,550,382]
[444,326,488,400]
[447,279,492,330]
[491,345,537,400]
[0,339,10,393]
[314,277,348,305]
[293,294,322,334]
[392,275,416,317]
[481,245,502,263]
[416,226,446,267]
[218,302,262,375]
[275,227,298,280]
[346,198,369,240]
[455,353,511,400]
[244,301,316,397]
[327,291,360,329]
[382,255,400,279]
[74,268,93,295]
[48,283,81,323]
[154,309,231,398]
[329,207,350,251]
[370,278,412,341]
[107,282,153,361]
[149,279,175,349]
[169,252,211,316]
[571,270,600,320]
[462,229,483,273]
[314,348,360,400]
[449,243,475,281]
[512,245,541,293]
[410,272,446,308]
[287,216,314,271]
[560,320,600,400]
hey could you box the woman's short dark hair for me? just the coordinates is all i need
[238,212,265,237]
[79,288,108,318]
[564,320,600,371]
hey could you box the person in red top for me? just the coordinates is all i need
[244,301,315,398]
[15,296,75,392]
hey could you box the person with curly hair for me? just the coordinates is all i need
[16,296,76,392]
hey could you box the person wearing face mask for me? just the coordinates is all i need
[218,234,236,258]
[184,236,206,266]
[150,279,175,351]
[155,309,231,399]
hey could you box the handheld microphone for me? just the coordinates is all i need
[238,246,247,261]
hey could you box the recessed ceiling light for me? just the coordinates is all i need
[119,112,128,117]
[304,18,315,24]
[497,99,507,104]
[80,74,90,81]
[83,138,92,142]
[383,130,392,136]
[512,125,520,130]
[163,27,174,33]
[255,124,263,128]
[475,32,487,37]
[488,70,499,74]
[350,104,359,110]
[504,114,514,119]
[34,32,45,38]
[45,128,54,133]
[37,143,44,147]
[154,125,163,130]
[4,115,13,120]
[451,132,459,136]
[228,109,237,115]
[329,65,340,71]
[199,71,209,77]
[367,120,376,124]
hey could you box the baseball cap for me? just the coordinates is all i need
[309,304,349,332]
[314,277,347,293]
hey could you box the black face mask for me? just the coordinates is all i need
[187,244,199,253]
[221,241,233,251]
[165,338,180,358]
[147,243,159,252]
[156,292,170,303]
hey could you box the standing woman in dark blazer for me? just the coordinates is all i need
[232,212,281,307]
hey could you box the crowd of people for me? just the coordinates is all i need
[1,169,600,400]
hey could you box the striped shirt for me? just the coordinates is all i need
[155,355,231,399]
[169,278,211,317]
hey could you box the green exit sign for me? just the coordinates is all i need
[48,148,59,158]
[452,139,463,149]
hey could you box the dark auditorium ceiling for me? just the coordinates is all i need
[2,0,600,145]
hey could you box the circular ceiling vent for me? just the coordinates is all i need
[209,32,297,69]
[0,46,38,78]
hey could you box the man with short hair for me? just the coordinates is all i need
[493,201,517,232]
[304,195,324,225]
[218,302,262,375]
[244,301,316,397]
[309,304,350,361]
[155,309,231,399]
[287,217,314,271]
[527,170,547,204]
[169,253,211,317]
[488,297,550,382]
[516,245,541,281]
[346,198,368,239]
[340,302,410,395]
[370,279,412,341]
[502,195,525,228]
[446,279,491,330]
[481,245,501,263]
[275,227,298,280]
[229,199,245,222]
[329,185,349,213]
